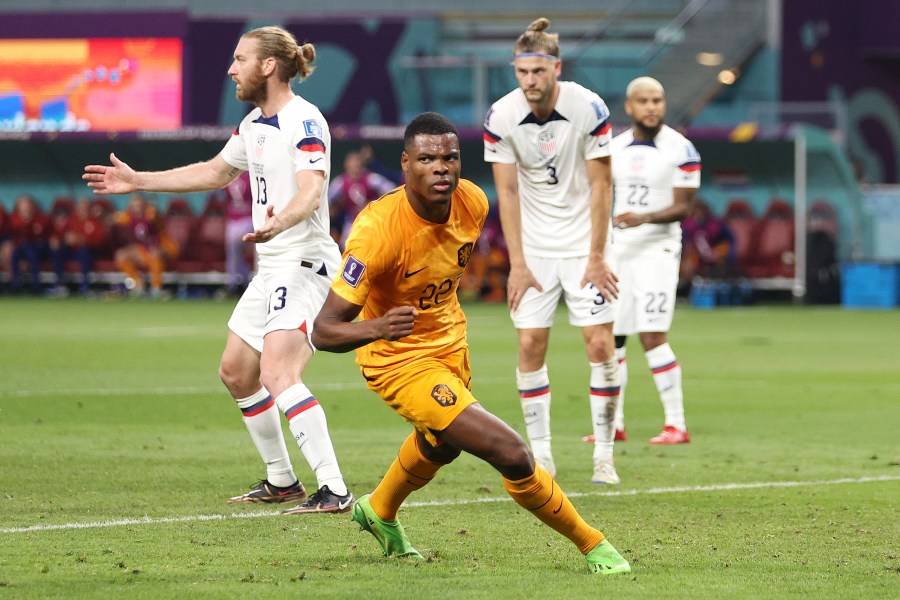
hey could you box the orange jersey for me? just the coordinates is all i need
[332,178,489,370]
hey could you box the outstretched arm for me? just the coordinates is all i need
[312,290,418,353]
[84,153,240,195]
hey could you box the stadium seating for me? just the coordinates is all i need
[49,196,75,219]
[745,199,795,278]
[191,216,226,271]
[87,198,117,272]
[722,199,757,275]
[90,198,116,219]
[163,200,197,271]
[182,195,227,271]
[164,197,193,218]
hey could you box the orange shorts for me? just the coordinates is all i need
[361,347,478,447]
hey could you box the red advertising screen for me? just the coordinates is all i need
[0,38,182,132]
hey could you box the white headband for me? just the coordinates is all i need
[514,52,559,60]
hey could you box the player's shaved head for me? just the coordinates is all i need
[626,77,664,99]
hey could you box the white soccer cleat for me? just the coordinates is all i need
[591,458,620,485]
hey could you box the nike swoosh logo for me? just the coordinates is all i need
[404,267,426,278]
[338,498,352,511]
[552,496,564,514]
[310,157,323,163]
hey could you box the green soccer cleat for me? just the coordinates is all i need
[585,540,632,575]
[351,494,424,560]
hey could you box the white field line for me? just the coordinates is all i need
[2,475,897,535]
[0,377,518,399]
[7,376,900,400]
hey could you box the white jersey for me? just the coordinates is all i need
[610,124,701,247]
[484,81,612,258]
[220,95,339,269]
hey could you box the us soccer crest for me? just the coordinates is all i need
[457,242,474,267]
[254,134,266,159]
[431,384,457,407]
[630,155,644,174]
[538,131,556,155]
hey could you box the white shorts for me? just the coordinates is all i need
[512,255,615,329]
[611,241,680,336]
[227,257,337,353]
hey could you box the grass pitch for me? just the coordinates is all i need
[0,298,898,599]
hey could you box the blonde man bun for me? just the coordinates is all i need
[515,17,560,58]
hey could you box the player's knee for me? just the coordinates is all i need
[519,336,545,355]
[218,359,237,388]
[491,435,534,479]
[640,332,666,351]
[219,356,253,393]
[422,442,462,465]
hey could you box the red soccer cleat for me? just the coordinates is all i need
[649,425,691,445]
[580,429,627,443]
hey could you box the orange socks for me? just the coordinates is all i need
[503,465,605,554]
[115,257,142,289]
[369,436,604,555]
[369,432,445,521]
[147,255,164,290]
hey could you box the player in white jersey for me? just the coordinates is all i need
[84,26,352,513]
[609,76,700,445]
[484,18,622,485]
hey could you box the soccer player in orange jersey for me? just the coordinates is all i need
[311,112,630,575]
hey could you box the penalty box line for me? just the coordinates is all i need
[2,475,898,535]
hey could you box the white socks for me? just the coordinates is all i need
[646,343,686,430]
[517,365,552,461]
[235,387,295,488]
[589,358,621,461]
[274,383,347,496]
[613,346,628,431]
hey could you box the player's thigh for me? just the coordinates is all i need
[631,252,679,332]
[364,350,477,447]
[612,251,639,336]
[261,266,330,338]
[227,273,268,353]
[559,255,615,327]
[512,255,563,329]
[228,267,328,355]
[438,402,532,477]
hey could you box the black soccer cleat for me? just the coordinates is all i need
[282,485,355,515]
[227,479,307,504]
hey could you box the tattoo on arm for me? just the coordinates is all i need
[227,168,241,178]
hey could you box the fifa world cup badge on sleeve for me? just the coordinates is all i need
[341,255,366,288]
[303,119,323,138]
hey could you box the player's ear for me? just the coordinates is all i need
[262,56,277,76]
[400,151,409,174]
